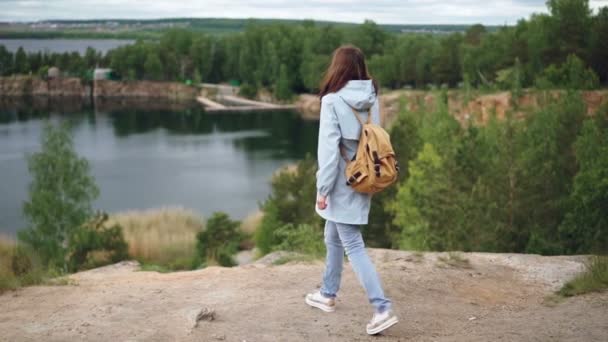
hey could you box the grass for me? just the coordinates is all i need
[272,253,318,266]
[0,234,50,293]
[558,256,608,297]
[108,207,204,270]
[437,252,471,269]
[0,235,19,292]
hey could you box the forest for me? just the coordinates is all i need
[0,0,606,100]
[256,88,608,257]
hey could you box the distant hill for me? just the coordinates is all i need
[0,18,501,39]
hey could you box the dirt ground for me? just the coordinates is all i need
[1,249,606,342]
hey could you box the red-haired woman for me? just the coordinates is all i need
[305,45,398,335]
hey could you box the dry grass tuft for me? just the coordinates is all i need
[0,235,18,291]
[241,210,263,235]
[108,207,204,269]
[437,252,471,269]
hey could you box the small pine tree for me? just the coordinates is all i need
[391,143,460,251]
[195,212,241,267]
[14,47,29,75]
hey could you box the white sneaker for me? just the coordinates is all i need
[366,310,398,335]
[305,291,336,312]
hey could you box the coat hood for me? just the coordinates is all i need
[337,80,377,111]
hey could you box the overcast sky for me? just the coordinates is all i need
[1,0,607,25]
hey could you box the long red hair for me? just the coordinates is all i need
[318,45,378,98]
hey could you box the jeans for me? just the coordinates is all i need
[319,220,391,313]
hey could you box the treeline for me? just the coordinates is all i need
[1,0,606,99]
[256,88,608,256]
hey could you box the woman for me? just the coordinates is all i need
[305,45,398,335]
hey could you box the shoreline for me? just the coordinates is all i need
[0,76,198,100]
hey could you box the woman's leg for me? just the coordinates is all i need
[320,220,344,298]
[335,222,391,313]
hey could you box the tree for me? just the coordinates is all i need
[19,123,101,271]
[559,113,608,254]
[518,92,586,254]
[0,45,13,76]
[535,54,599,89]
[274,63,292,101]
[195,212,241,266]
[14,47,29,74]
[464,24,486,46]
[367,107,422,248]
[143,52,163,80]
[589,7,608,83]
[546,0,592,61]
[390,143,462,251]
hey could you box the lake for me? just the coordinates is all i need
[0,99,318,236]
[0,39,134,54]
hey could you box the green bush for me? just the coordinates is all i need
[535,55,600,89]
[238,83,258,99]
[67,213,129,271]
[255,156,321,255]
[195,212,242,267]
[273,224,325,258]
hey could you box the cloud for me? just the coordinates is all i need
[0,0,606,24]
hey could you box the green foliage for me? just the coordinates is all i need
[558,256,608,297]
[14,47,29,74]
[19,122,103,272]
[518,92,586,254]
[143,52,163,80]
[17,123,128,273]
[255,156,322,255]
[2,0,607,92]
[274,63,292,101]
[382,87,603,256]
[391,143,461,250]
[559,113,608,254]
[273,224,325,258]
[535,55,599,89]
[195,212,242,267]
[367,106,422,248]
[67,213,129,271]
[238,82,258,99]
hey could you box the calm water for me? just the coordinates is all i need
[0,100,318,236]
[0,39,134,54]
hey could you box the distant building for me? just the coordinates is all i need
[47,67,61,79]
[93,68,113,80]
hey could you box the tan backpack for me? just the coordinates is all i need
[340,106,400,194]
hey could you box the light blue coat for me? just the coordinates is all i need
[315,80,380,225]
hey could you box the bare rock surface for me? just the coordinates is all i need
[1,249,606,342]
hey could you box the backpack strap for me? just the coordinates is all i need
[349,106,372,125]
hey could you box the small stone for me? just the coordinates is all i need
[468,316,477,321]
[211,333,226,340]
[187,307,215,330]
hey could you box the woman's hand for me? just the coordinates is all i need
[317,194,328,210]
